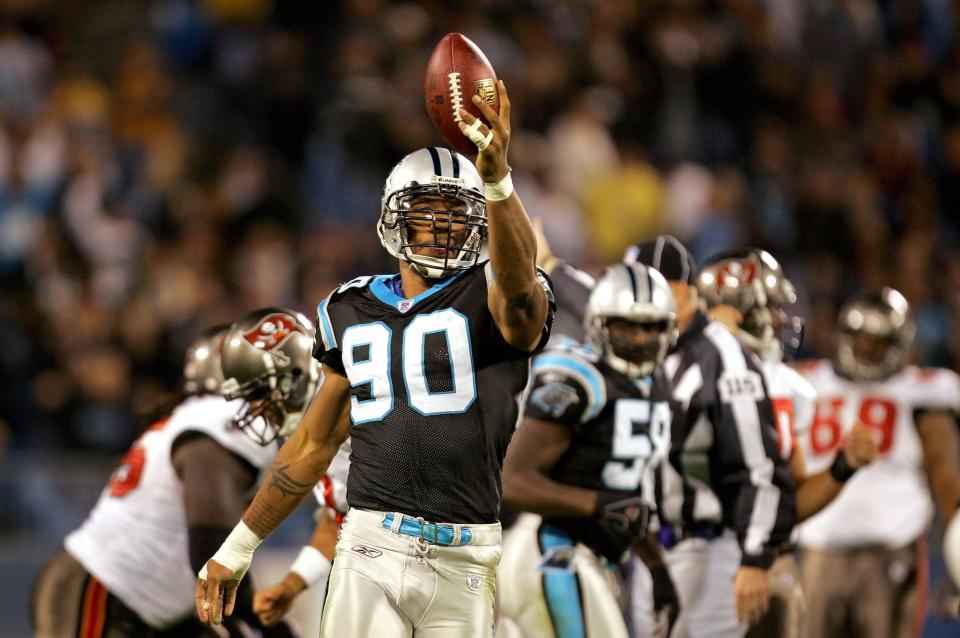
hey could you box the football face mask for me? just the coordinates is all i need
[585,264,677,379]
[382,186,486,279]
[379,148,488,279]
[225,371,309,445]
[384,186,487,278]
[834,288,915,381]
[603,317,674,376]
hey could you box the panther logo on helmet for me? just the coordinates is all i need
[242,313,307,365]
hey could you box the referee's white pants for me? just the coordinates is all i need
[666,530,746,638]
[319,508,502,638]
[495,513,629,638]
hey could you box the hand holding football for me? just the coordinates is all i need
[424,33,499,157]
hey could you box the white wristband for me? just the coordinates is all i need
[290,545,332,587]
[198,520,262,581]
[483,172,514,201]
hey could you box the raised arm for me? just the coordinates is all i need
[458,82,548,351]
[195,366,352,625]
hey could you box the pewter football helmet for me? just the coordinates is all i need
[698,249,802,361]
[220,307,320,445]
[379,147,487,279]
[585,263,676,378]
[183,324,230,395]
[835,288,915,381]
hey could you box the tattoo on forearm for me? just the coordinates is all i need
[244,451,337,538]
[266,462,313,498]
[245,499,291,538]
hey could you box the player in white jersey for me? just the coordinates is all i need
[31,309,318,637]
[697,249,879,638]
[795,287,960,638]
[253,441,351,627]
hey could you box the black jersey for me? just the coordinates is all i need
[523,341,671,561]
[314,261,554,524]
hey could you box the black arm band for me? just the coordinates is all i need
[830,452,857,483]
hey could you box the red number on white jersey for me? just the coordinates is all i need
[809,398,843,455]
[858,397,896,454]
[770,397,796,460]
[108,417,168,498]
[809,397,896,455]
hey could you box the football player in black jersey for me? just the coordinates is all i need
[197,81,554,638]
[497,263,677,638]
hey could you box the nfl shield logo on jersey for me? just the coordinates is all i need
[397,300,413,313]
[466,574,484,592]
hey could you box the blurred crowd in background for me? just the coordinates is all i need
[1,0,960,454]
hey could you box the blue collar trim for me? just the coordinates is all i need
[369,269,467,311]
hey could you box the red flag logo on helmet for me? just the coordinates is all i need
[716,260,757,289]
[242,313,305,365]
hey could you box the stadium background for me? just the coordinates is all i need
[1,0,959,635]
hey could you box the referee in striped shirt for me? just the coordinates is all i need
[627,236,796,638]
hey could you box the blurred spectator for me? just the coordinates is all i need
[0,0,958,452]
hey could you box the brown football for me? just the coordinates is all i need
[424,33,499,157]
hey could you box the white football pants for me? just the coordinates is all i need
[496,513,629,638]
[665,530,747,638]
[320,508,502,637]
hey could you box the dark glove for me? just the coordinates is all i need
[593,491,651,539]
[650,562,680,637]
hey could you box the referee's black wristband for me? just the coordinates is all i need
[830,452,857,483]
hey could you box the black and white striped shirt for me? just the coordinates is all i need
[657,309,796,568]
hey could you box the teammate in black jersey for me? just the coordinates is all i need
[498,263,677,638]
[197,82,554,638]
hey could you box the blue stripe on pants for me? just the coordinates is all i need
[539,524,586,638]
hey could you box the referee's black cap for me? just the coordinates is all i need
[623,235,698,284]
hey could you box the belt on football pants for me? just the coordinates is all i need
[659,522,726,550]
[381,513,486,546]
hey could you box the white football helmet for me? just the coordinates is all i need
[585,263,677,378]
[379,147,487,279]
